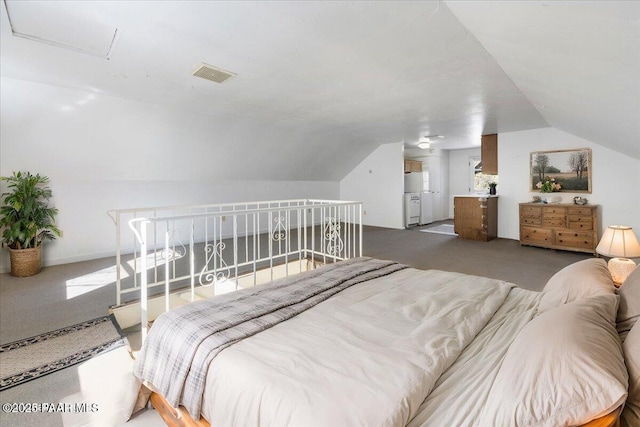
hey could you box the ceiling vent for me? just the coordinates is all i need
[192,63,236,84]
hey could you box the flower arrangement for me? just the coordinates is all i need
[536,177,561,193]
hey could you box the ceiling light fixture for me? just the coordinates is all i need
[417,134,443,149]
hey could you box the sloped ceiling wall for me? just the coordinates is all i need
[446,0,640,159]
[1,1,638,183]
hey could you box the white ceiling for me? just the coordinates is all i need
[1,1,638,181]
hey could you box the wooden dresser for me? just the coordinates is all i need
[519,203,599,254]
[454,196,498,241]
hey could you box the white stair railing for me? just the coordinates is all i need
[109,200,362,340]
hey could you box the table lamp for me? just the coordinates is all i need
[596,225,640,286]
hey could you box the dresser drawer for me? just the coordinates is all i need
[521,226,553,244]
[521,216,541,226]
[568,221,594,231]
[542,217,566,227]
[555,230,594,249]
[567,207,593,216]
[542,207,566,227]
[520,206,542,217]
[568,215,593,230]
[543,207,567,216]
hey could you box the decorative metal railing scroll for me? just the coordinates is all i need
[110,199,362,341]
[272,216,287,242]
[199,242,230,287]
[324,217,344,256]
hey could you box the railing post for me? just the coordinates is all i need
[190,220,195,302]
[115,213,121,306]
[359,203,363,257]
[233,215,238,290]
[140,221,148,343]
[164,223,170,312]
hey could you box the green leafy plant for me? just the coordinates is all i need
[0,171,61,249]
[536,177,561,193]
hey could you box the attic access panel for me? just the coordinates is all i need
[4,0,118,59]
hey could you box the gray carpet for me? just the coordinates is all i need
[365,222,591,292]
[0,223,593,426]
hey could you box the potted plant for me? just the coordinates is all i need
[488,182,498,195]
[0,172,61,276]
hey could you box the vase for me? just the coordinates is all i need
[489,187,496,195]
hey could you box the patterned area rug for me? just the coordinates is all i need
[0,315,127,391]
[420,224,458,236]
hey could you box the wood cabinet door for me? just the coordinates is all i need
[404,159,423,173]
[454,198,485,240]
[481,134,498,175]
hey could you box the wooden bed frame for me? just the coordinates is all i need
[148,389,622,427]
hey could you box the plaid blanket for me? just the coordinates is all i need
[133,257,407,419]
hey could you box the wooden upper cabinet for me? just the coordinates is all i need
[481,134,498,175]
[404,159,422,173]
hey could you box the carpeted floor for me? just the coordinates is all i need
[0,223,593,426]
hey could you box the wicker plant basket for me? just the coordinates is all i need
[8,246,42,277]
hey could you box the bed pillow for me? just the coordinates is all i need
[617,265,640,342]
[621,322,640,427]
[479,293,628,427]
[537,258,615,315]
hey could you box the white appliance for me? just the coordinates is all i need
[404,172,424,193]
[420,191,434,225]
[404,193,421,227]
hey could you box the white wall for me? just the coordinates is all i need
[340,142,404,229]
[0,78,339,271]
[498,128,640,240]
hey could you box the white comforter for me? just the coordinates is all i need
[201,268,514,426]
[408,287,540,426]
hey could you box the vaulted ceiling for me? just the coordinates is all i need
[1,1,638,181]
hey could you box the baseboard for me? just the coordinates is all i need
[0,250,117,274]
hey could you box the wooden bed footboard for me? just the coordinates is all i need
[580,405,622,427]
[149,392,210,427]
[148,391,622,427]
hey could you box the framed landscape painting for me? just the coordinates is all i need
[530,148,592,193]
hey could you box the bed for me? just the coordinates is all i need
[130,257,640,427]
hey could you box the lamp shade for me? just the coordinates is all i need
[596,226,640,258]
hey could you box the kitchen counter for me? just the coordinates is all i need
[453,196,498,241]
[453,194,499,198]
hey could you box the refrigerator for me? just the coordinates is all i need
[404,172,434,226]
[404,172,424,193]
[420,191,433,225]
